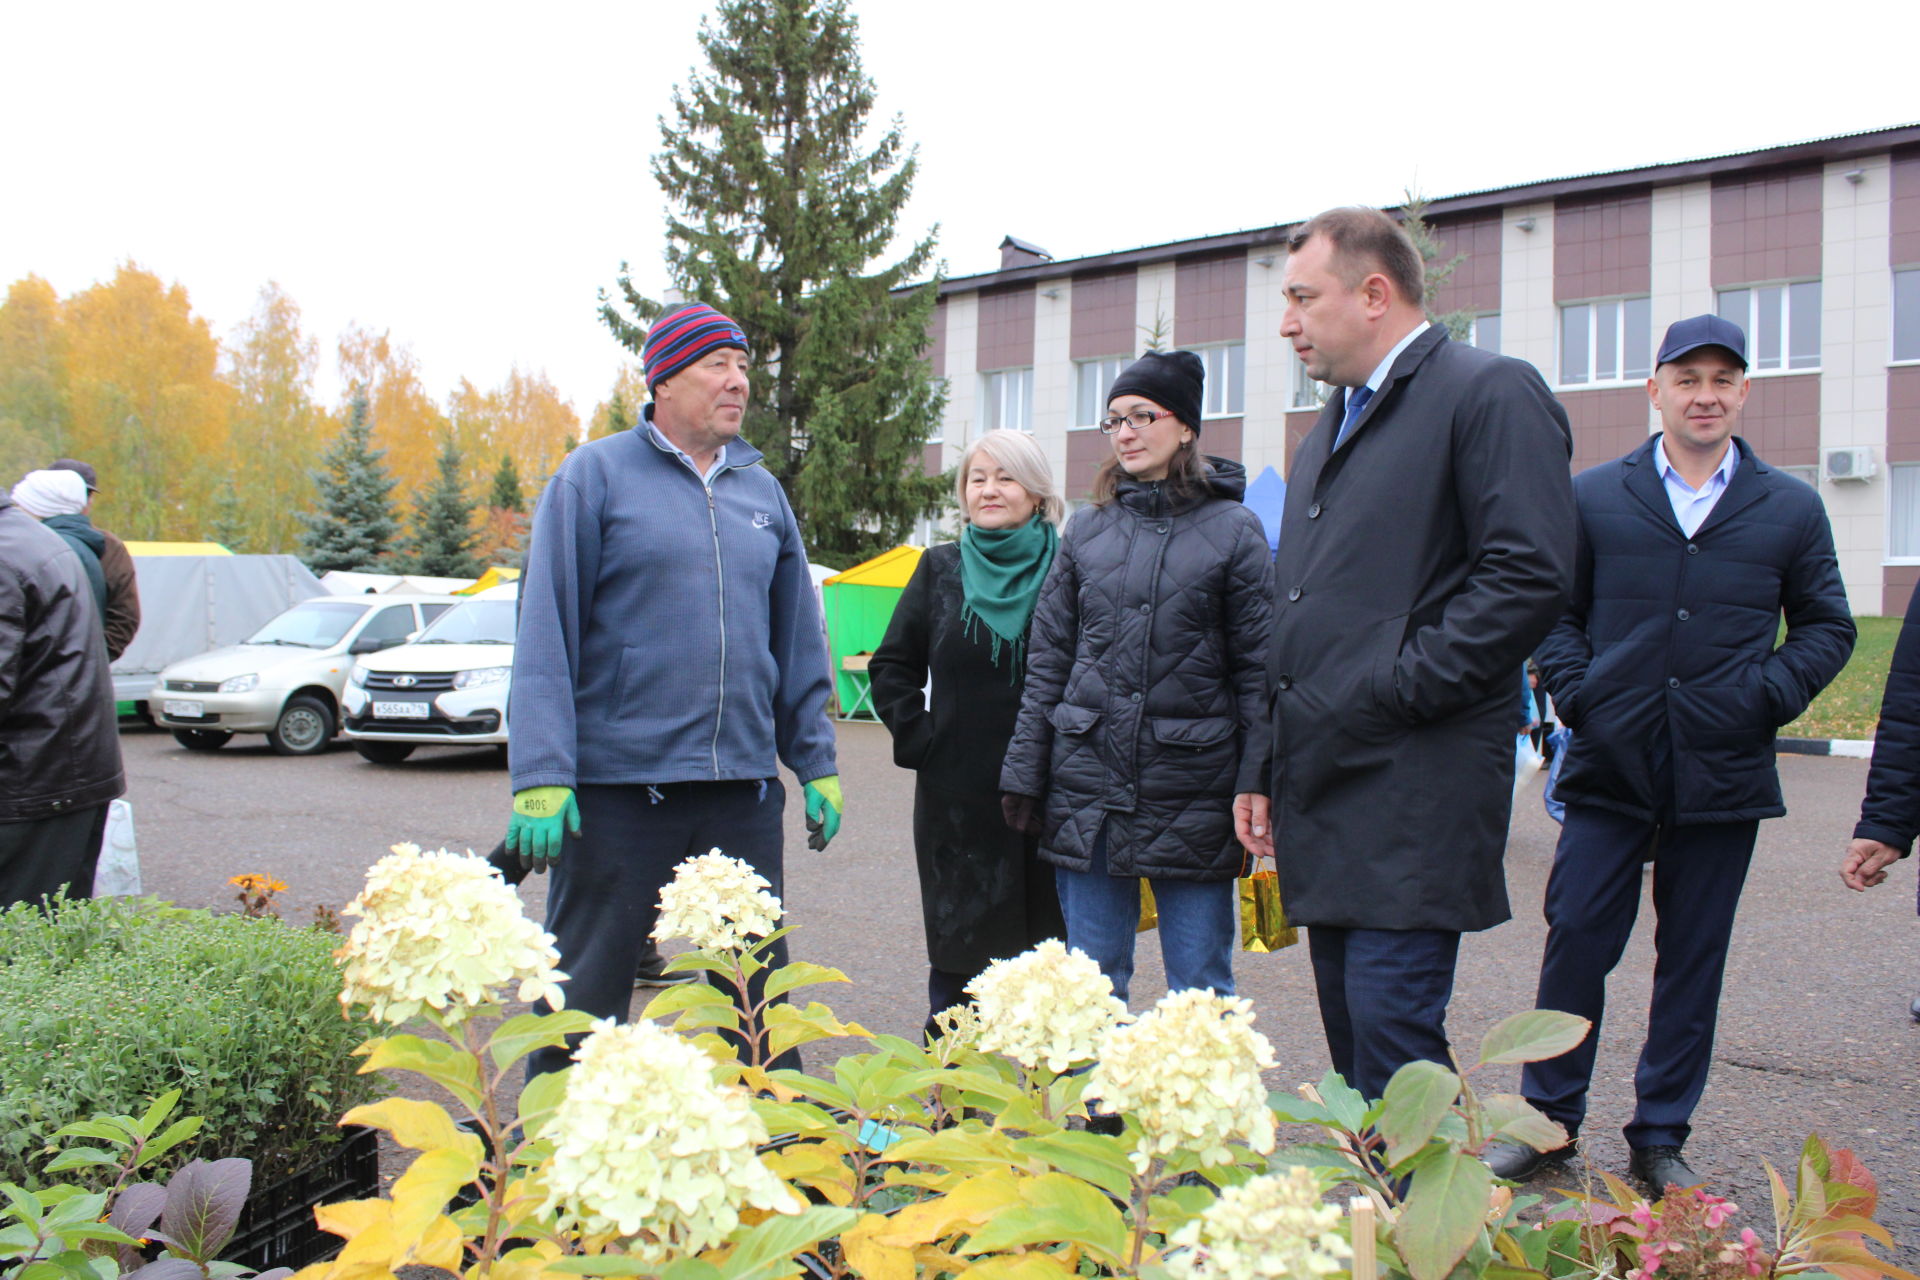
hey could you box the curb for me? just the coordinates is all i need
[1777,737,1874,759]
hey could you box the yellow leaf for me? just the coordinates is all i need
[874,1173,1026,1246]
[959,1256,1078,1280]
[391,1146,484,1239]
[315,1199,392,1241]
[841,1214,915,1280]
[411,1213,467,1271]
[343,1098,468,1152]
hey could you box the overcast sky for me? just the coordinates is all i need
[3,0,1912,420]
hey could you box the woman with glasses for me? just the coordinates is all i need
[869,429,1069,1035]
[1000,351,1273,1002]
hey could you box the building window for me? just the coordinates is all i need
[1717,282,1820,371]
[1467,313,1501,353]
[1892,464,1920,560]
[1560,297,1651,386]
[1290,351,1330,411]
[980,368,1033,435]
[1195,343,1246,417]
[1073,356,1131,427]
[1894,269,1920,363]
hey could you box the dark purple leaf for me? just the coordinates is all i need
[159,1159,252,1262]
[110,1182,169,1237]
[130,1258,213,1280]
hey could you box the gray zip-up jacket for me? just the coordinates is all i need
[509,412,837,791]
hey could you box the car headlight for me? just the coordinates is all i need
[453,666,511,690]
[218,673,258,693]
[348,665,367,688]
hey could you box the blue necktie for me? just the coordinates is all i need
[1335,385,1374,448]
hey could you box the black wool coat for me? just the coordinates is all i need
[1260,327,1576,933]
[1000,459,1274,882]
[1536,436,1854,825]
[868,543,1064,971]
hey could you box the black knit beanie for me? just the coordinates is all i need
[1106,349,1206,433]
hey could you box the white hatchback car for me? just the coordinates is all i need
[152,595,462,755]
[340,589,516,764]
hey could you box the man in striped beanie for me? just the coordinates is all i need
[509,300,844,1075]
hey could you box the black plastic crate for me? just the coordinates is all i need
[222,1126,379,1272]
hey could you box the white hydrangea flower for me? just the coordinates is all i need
[336,843,566,1024]
[1085,987,1278,1171]
[545,1018,801,1259]
[652,849,783,951]
[965,940,1129,1072]
[1165,1166,1351,1280]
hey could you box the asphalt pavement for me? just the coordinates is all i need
[124,722,1918,1263]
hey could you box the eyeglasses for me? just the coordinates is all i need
[1099,408,1178,434]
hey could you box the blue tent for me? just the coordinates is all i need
[1243,465,1287,554]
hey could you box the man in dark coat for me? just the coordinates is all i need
[1493,315,1855,1193]
[0,490,126,906]
[1842,597,1920,1018]
[1241,207,1576,1104]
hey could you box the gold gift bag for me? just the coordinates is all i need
[1239,858,1298,952]
[1137,879,1158,932]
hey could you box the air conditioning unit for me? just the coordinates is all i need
[1823,446,1877,483]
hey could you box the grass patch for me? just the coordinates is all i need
[1779,615,1901,740]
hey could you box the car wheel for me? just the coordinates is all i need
[268,695,334,756]
[354,741,416,764]
[172,728,233,751]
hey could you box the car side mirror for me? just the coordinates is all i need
[348,636,384,655]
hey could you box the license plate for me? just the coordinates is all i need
[372,701,430,719]
[163,700,204,718]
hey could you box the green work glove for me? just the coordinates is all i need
[507,786,580,872]
[803,776,843,851]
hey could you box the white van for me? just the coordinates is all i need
[152,595,462,755]
[340,587,516,763]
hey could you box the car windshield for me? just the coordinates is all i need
[414,599,516,645]
[244,600,370,649]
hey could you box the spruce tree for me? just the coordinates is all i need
[208,485,248,553]
[489,451,524,514]
[297,390,400,572]
[399,434,483,578]
[601,0,947,564]
[1401,190,1475,341]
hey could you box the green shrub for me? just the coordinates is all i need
[0,896,375,1187]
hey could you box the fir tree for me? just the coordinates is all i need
[399,434,483,578]
[1401,189,1475,341]
[601,0,947,563]
[489,451,524,513]
[297,390,400,572]
[208,485,247,553]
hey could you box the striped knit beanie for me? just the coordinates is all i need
[642,303,749,390]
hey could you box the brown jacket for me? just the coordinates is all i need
[97,528,140,662]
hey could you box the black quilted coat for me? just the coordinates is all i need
[1000,459,1273,881]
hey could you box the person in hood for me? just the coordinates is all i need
[1000,349,1274,1005]
[50,458,140,662]
[11,470,106,628]
[508,302,840,1076]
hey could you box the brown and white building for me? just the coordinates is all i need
[920,123,1920,616]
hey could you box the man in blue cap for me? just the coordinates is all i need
[508,302,843,1074]
[1486,314,1854,1192]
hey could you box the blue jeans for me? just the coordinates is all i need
[1053,822,1236,1003]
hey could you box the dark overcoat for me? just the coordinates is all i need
[1535,436,1853,824]
[1000,460,1273,882]
[1262,327,1575,932]
[868,543,1064,972]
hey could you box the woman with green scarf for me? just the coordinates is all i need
[870,429,1068,1033]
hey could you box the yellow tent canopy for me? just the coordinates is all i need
[125,541,233,556]
[457,566,522,595]
[822,545,922,589]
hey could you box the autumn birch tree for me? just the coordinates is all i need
[225,282,330,552]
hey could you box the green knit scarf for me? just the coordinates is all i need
[959,515,1058,675]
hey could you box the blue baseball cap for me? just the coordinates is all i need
[1656,314,1747,369]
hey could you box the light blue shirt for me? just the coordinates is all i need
[1362,320,1431,396]
[1653,436,1740,537]
[647,422,728,484]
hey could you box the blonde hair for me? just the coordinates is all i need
[956,430,1066,526]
